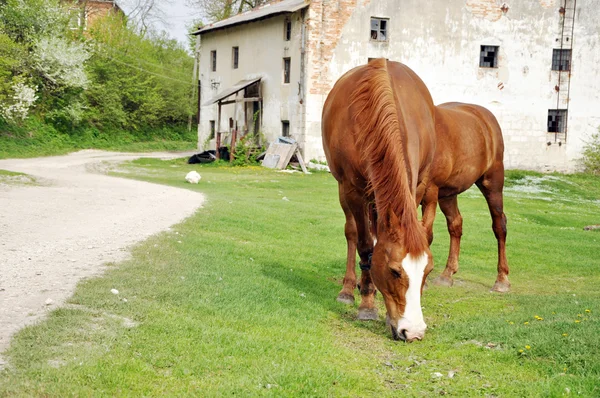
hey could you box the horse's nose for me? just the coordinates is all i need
[405,330,425,342]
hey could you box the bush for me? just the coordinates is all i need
[581,129,600,175]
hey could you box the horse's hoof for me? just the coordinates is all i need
[491,281,510,293]
[336,293,355,305]
[432,275,454,287]
[357,308,378,321]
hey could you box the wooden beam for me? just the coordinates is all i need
[219,97,262,106]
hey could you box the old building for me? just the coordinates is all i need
[68,0,123,30]
[193,0,600,171]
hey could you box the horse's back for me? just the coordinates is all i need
[323,59,435,185]
[432,102,504,195]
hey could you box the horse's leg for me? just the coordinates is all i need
[420,186,439,246]
[342,185,377,320]
[420,187,438,288]
[337,183,358,305]
[476,165,511,293]
[433,195,462,287]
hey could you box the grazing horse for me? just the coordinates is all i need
[322,59,436,342]
[420,102,510,292]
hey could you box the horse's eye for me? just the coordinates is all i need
[391,269,401,279]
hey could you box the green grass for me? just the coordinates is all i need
[0,118,196,159]
[0,169,38,186]
[1,163,599,396]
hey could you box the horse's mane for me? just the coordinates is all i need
[351,59,428,255]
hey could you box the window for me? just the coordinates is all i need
[283,57,291,84]
[479,45,499,68]
[548,110,567,133]
[552,49,571,71]
[232,47,239,69]
[284,18,292,41]
[211,50,217,72]
[282,121,290,137]
[69,8,87,30]
[209,120,215,139]
[370,17,388,41]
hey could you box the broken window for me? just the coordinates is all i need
[209,120,215,139]
[211,50,217,72]
[232,47,239,69]
[282,120,290,137]
[370,17,388,41]
[284,18,292,41]
[283,57,291,84]
[547,109,567,133]
[479,45,499,68]
[552,49,571,71]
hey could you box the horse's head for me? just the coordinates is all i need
[370,211,433,342]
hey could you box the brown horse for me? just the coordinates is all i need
[322,59,436,342]
[420,102,510,292]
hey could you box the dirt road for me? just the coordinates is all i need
[0,150,204,365]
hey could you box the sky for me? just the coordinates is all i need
[158,0,202,46]
[119,0,203,46]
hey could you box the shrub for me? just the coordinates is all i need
[581,129,600,175]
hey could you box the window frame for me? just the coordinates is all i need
[479,45,499,68]
[210,50,217,72]
[232,46,239,69]
[282,120,290,137]
[551,49,571,71]
[547,109,568,134]
[370,17,389,42]
[283,57,291,84]
[284,18,292,41]
[209,120,216,139]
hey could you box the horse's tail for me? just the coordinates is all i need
[351,59,428,255]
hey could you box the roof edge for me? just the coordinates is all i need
[191,0,309,36]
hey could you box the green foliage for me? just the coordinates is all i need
[231,133,265,166]
[581,129,600,175]
[0,0,197,152]
[0,117,196,158]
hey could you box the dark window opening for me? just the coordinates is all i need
[548,109,567,133]
[232,46,239,69]
[370,17,388,41]
[244,81,259,98]
[283,57,291,84]
[552,49,571,71]
[211,50,217,72]
[209,120,215,139]
[284,18,292,41]
[282,121,290,137]
[480,45,498,68]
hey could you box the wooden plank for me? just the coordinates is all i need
[262,143,296,169]
[295,148,309,174]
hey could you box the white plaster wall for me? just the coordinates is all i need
[197,12,305,151]
[305,0,600,171]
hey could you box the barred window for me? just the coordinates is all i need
[547,110,567,133]
[552,49,571,71]
[480,45,499,68]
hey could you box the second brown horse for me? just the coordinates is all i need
[421,102,510,292]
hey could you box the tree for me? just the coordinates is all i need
[186,0,267,23]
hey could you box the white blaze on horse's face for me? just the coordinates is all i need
[395,252,428,341]
[371,239,431,342]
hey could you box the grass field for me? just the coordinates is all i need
[1,159,599,396]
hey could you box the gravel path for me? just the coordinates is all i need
[0,150,204,366]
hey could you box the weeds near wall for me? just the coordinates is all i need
[231,133,265,167]
[581,128,600,175]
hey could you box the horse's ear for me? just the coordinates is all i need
[388,210,400,228]
[382,210,401,241]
